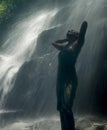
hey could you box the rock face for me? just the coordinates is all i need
[4,27,62,116]
[4,54,57,115]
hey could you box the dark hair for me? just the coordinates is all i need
[66,30,79,42]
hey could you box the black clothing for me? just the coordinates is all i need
[57,49,77,130]
[54,21,88,130]
[57,49,77,111]
[56,21,88,111]
[60,109,75,130]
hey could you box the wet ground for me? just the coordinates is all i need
[0,115,107,130]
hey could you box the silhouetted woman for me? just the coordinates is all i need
[52,21,88,130]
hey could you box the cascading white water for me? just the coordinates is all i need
[0,0,106,129]
[0,0,106,116]
[0,9,59,107]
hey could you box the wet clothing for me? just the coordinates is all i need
[57,44,77,130]
[57,48,77,111]
[56,21,88,111]
[53,21,88,130]
[60,108,75,130]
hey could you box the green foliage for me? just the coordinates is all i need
[0,0,28,23]
[0,2,7,17]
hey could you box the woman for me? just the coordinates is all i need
[52,21,88,130]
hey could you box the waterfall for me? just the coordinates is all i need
[0,0,106,117]
[0,9,58,107]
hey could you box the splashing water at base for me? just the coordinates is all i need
[0,9,58,107]
[1,116,107,130]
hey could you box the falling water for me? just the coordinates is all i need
[0,8,59,107]
[0,1,106,129]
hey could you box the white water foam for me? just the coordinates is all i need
[0,9,58,107]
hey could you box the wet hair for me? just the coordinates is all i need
[66,30,79,42]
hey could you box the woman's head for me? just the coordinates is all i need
[66,30,79,43]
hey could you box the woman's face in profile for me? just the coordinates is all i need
[66,30,79,42]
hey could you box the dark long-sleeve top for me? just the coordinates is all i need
[52,21,88,60]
